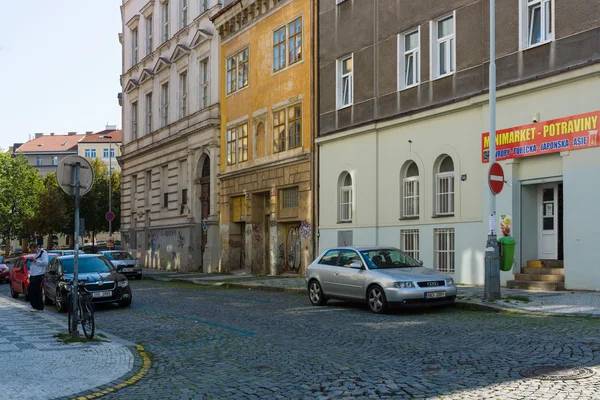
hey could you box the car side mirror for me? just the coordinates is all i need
[417,260,424,266]
[349,261,363,269]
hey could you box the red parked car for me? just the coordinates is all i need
[9,254,58,299]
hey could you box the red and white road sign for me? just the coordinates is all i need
[34,231,40,239]
[488,162,505,194]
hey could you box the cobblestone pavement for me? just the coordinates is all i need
[0,290,134,400]
[85,279,600,399]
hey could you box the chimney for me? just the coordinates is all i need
[35,133,43,138]
[86,131,93,134]
[105,124,117,131]
[50,132,55,136]
[68,132,76,136]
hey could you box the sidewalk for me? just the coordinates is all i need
[144,269,600,318]
[0,295,136,400]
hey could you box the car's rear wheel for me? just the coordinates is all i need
[367,285,388,314]
[10,282,18,299]
[55,289,67,313]
[308,280,327,306]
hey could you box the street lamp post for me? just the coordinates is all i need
[100,136,113,239]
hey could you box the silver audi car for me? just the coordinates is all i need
[306,246,457,313]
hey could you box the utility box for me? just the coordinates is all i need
[498,236,516,271]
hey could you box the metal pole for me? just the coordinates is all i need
[71,163,81,337]
[109,139,112,237]
[485,0,501,301]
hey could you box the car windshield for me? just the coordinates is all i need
[359,249,421,269]
[61,257,115,274]
[104,252,134,261]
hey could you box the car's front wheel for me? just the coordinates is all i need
[308,279,327,306]
[118,296,132,307]
[367,285,388,314]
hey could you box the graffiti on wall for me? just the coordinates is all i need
[276,243,285,269]
[147,229,185,271]
[252,224,262,242]
[300,220,312,240]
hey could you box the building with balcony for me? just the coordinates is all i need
[317,0,600,290]
[211,0,317,274]
[119,0,221,272]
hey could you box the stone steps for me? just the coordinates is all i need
[507,260,565,291]
[506,280,565,291]
[522,267,564,275]
[514,273,564,282]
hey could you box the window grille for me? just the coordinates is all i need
[403,177,419,217]
[283,187,299,209]
[436,172,454,215]
[401,229,420,261]
[434,228,455,273]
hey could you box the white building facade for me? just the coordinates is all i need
[317,0,600,290]
[119,0,222,272]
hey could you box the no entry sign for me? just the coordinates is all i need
[488,162,505,194]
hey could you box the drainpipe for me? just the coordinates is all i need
[311,0,319,260]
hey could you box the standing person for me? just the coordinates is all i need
[26,242,48,312]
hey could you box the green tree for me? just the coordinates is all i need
[0,153,43,256]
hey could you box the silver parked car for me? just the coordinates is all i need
[98,250,142,280]
[306,246,457,313]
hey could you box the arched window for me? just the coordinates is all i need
[435,155,455,216]
[339,172,353,222]
[402,161,419,217]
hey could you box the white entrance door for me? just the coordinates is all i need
[538,183,558,260]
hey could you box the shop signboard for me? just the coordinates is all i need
[482,110,600,163]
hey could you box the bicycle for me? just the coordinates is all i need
[67,282,95,339]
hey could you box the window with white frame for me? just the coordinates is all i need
[146,15,153,55]
[180,0,188,30]
[226,48,249,94]
[91,149,96,158]
[52,156,58,166]
[84,149,91,158]
[522,0,554,48]
[131,101,138,140]
[431,14,455,79]
[161,82,169,126]
[199,58,209,109]
[337,55,353,108]
[162,1,169,43]
[399,28,420,90]
[103,148,109,158]
[434,228,455,273]
[402,161,420,217]
[401,229,419,261]
[145,92,153,134]
[131,28,139,65]
[435,156,455,216]
[179,71,187,118]
[339,172,353,222]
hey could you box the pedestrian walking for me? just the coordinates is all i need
[26,242,48,312]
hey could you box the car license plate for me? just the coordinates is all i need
[92,291,112,298]
[122,268,133,272]
[425,291,446,299]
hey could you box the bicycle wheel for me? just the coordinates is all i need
[80,300,95,340]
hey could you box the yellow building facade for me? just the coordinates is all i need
[211,0,316,274]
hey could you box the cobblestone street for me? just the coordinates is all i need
[73,280,600,399]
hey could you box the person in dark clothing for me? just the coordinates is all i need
[26,243,48,312]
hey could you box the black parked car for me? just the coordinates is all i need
[43,254,132,312]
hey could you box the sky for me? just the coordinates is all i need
[0,0,122,150]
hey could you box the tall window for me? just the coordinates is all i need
[435,156,455,216]
[339,172,353,222]
[131,28,139,65]
[103,148,109,158]
[145,170,152,207]
[179,71,187,118]
[273,109,286,153]
[237,124,248,163]
[91,149,96,158]
[145,92,153,134]
[402,161,420,217]
[288,105,302,149]
[431,14,455,79]
[227,124,249,165]
[180,0,188,30]
[227,48,249,94]
[84,149,91,158]
[161,166,169,208]
[52,156,58,166]
[288,18,302,65]
[273,26,286,72]
[131,101,138,140]
[227,127,237,165]
[399,29,419,90]
[523,0,553,48]
[131,175,137,210]
[273,105,301,153]
[161,82,169,126]
[435,228,455,273]
[162,1,169,43]
[146,16,153,55]
[199,58,209,109]
[337,55,353,109]
[401,229,419,261]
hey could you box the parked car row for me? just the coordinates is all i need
[5,250,139,311]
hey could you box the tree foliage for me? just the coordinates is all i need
[23,173,71,238]
[0,153,43,255]
[79,159,121,236]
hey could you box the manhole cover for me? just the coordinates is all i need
[520,365,595,380]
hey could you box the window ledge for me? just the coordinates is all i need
[521,39,553,52]
[337,220,352,224]
[432,214,455,219]
[399,216,420,221]
[336,104,352,111]
[398,83,420,92]
[431,72,454,82]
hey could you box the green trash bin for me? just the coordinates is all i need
[498,236,516,271]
